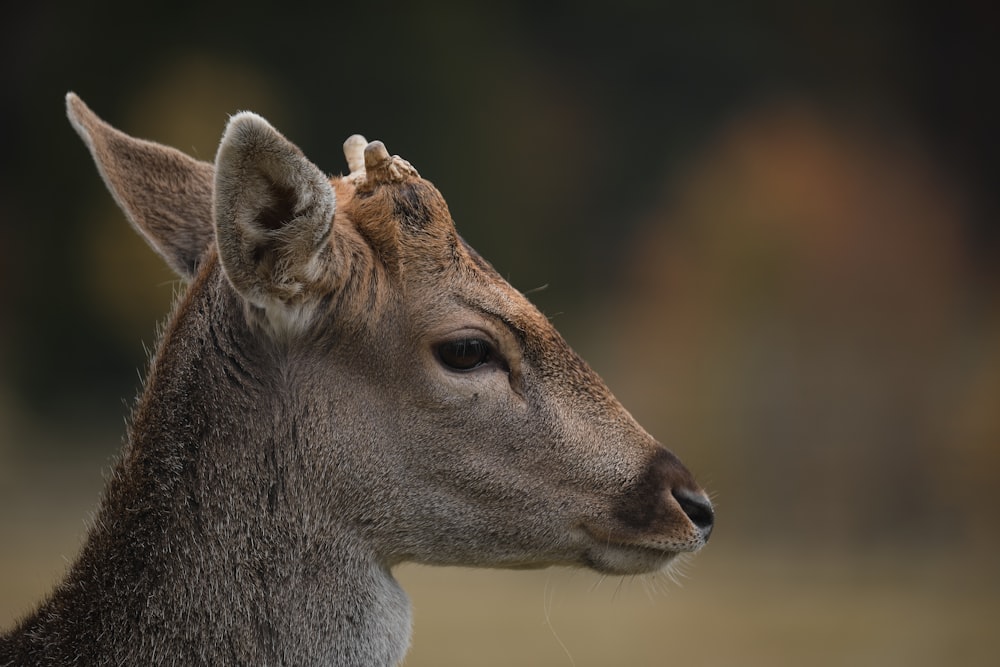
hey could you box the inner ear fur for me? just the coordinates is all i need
[66,93,215,279]
[213,112,336,308]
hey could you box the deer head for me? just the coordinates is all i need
[11,94,713,664]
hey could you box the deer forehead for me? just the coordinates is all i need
[330,164,589,377]
[334,171,457,269]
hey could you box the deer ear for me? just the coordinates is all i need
[66,93,215,279]
[213,112,335,310]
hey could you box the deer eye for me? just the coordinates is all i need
[436,338,493,371]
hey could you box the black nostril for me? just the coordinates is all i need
[672,488,715,538]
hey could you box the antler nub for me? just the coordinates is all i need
[342,136,419,186]
[343,134,367,174]
[363,141,392,171]
[364,140,419,185]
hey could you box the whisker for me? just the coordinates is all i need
[523,283,550,295]
[640,575,658,602]
[543,574,576,666]
[612,575,627,602]
[589,574,608,594]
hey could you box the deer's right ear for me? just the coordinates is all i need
[213,112,336,313]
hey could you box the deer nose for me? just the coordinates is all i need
[672,488,715,541]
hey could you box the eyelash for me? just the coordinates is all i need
[435,338,496,372]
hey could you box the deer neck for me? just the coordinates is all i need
[14,259,412,666]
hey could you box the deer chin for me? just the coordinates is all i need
[577,526,684,575]
[582,542,679,575]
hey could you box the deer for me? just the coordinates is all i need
[0,93,714,666]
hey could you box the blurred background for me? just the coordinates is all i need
[2,1,998,664]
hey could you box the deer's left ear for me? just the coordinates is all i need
[213,112,336,310]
